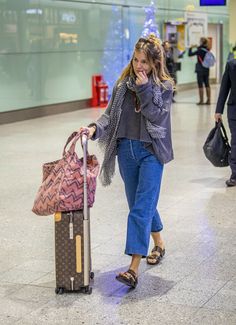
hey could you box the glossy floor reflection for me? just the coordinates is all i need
[0,85,235,325]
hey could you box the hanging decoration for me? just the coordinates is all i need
[101,5,123,96]
[141,0,160,38]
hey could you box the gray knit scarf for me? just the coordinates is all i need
[98,76,168,186]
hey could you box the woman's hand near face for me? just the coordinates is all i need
[135,71,148,85]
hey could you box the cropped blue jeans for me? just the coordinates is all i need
[117,139,164,257]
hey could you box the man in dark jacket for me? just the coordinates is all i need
[215,58,236,187]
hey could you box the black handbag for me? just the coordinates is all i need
[203,121,231,167]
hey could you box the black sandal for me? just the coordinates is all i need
[146,246,165,265]
[115,269,138,288]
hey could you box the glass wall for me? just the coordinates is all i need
[0,0,229,113]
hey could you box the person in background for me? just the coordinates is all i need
[80,33,174,288]
[162,41,185,103]
[188,37,211,105]
[215,56,236,187]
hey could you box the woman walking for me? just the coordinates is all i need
[188,37,211,105]
[80,33,174,288]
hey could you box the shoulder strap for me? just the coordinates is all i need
[198,47,210,64]
[198,55,203,64]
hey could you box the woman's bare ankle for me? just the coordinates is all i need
[154,240,165,249]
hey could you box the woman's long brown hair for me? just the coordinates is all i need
[118,33,174,88]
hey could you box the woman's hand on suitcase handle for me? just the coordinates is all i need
[79,126,96,139]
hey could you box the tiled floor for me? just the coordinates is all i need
[0,86,235,325]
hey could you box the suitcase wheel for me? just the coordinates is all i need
[90,272,94,280]
[83,286,92,295]
[55,287,64,295]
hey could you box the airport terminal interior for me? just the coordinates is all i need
[0,0,236,324]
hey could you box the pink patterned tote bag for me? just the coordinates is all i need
[32,131,100,216]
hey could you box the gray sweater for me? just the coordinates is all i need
[117,88,152,143]
[90,77,174,185]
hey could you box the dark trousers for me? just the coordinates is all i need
[197,71,209,88]
[228,118,236,179]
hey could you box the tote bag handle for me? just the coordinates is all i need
[62,130,89,156]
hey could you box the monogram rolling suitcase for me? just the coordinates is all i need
[54,134,94,295]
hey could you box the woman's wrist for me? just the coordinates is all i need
[88,123,96,131]
[135,80,151,93]
[91,125,96,132]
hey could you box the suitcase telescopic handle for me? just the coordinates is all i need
[82,133,91,287]
[82,134,88,220]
